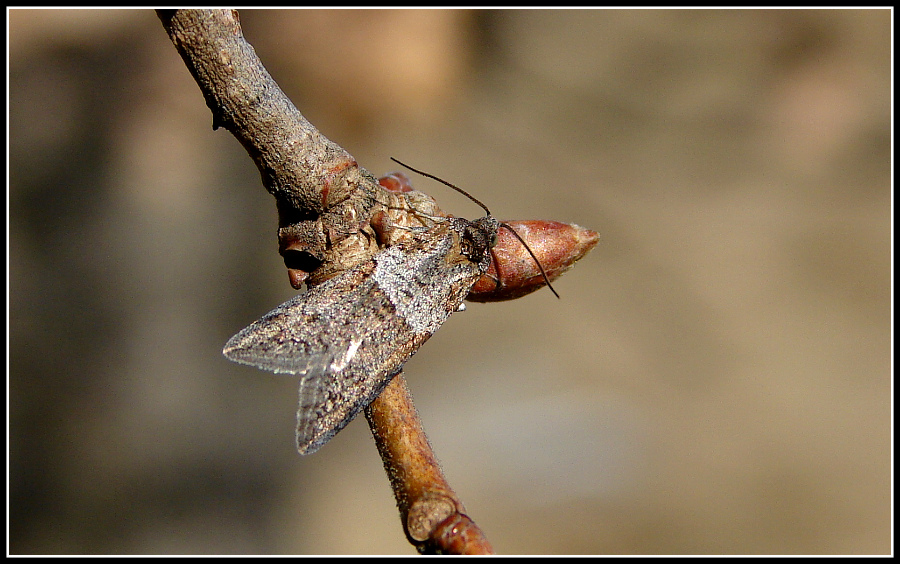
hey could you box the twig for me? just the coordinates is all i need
[365,372,495,554]
[157,9,495,554]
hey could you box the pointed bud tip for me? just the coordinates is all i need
[467,220,598,302]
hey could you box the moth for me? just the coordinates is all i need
[224,159,552,455]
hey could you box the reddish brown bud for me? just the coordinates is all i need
[286,269,308,290]
[378,171,414,193]
[467,220,599,302]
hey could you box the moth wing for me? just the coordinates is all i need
[294,360,335,455]
[223,261,422,454]
[223,292,336,376]
[223,221,490,454]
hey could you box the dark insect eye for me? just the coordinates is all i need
[282,250,323,272]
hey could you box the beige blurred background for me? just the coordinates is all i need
[8,9,891,555]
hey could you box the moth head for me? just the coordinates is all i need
[458,217,498,265]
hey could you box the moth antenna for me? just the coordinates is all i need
[500,223,561,299]
[390,157,492,217]
[389,157,560,299]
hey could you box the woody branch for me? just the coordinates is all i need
[157,9,493,554]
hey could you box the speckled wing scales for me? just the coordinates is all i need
[223,218,497,454]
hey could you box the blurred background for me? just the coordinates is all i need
[8,9,891,555]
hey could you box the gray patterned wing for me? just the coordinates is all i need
[223,218,496,454]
